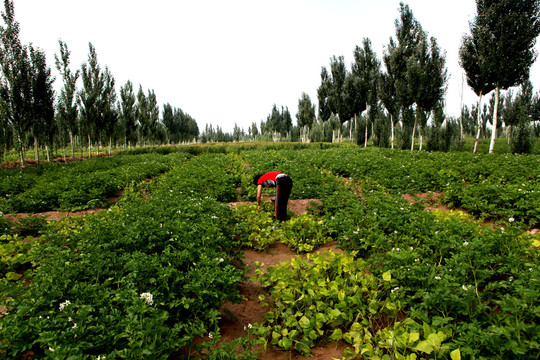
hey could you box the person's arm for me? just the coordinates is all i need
[256,184,262,211]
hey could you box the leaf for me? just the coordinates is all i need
[330,328,343,341]
[329,308,342,319]
[279,337,293,350]
[415,340,434,354]
[285,316,298,328]
[450,349,462,360]
[382,271,392,282]
[299,315,311,329]
[349,322,363,339]
[5,272,22,281]
[409,331,420,344]
[427,332,446,349]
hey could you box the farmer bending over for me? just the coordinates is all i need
[253,171,293,221]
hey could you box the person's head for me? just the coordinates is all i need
[253,174,262,186]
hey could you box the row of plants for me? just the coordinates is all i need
[252,251,461,360]
[232,202,332,253]
[0,153,185,213]
[319,181,539,358]
[235,146,538,358]
[273,146,539,227]
[0,153,248,358]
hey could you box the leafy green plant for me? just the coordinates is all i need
[0,234,33,281]
[193,326,263,360]
[232,203,331,253]
[251,251,400,356]
[12,215,48,238]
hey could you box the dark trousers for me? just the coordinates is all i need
[275,175,293,221]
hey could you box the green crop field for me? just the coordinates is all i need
[1,143,539,359]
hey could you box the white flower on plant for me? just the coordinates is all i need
[97,356,106,360]
[49,347,54,352]
[435,276,441,280]
[415,259,419,262]
[248,323,252,329]
[140,292,154,306]
[72,323,78,329]
[219,258,224,263]
[530,268,533,272]
[509,276,514,282]
[391,287,400,293]
[59,300,71,311]
[209,332,213,339]
[509,217,515,222]
[462,285,472,291]
[463,242,469,246]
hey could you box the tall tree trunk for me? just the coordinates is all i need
[34,137,40,164]
[17,132,25,168]
[473,91,484,154]
[108,137,112,156]
[390,114,395,149]
[355,114,357,140]
[488,87,500,154]
[364,103,369,147]
[69,130,74,158]
[411,118,417,151]
[459,74,464,144]
[46,145,51,162]
[88,135,92,158]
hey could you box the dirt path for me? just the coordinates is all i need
[217,199,349,359]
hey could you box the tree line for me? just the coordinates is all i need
[214,0,540,154]
[0,0,198,167]
[2,0,540,167]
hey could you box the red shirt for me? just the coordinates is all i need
[257,171,282,188]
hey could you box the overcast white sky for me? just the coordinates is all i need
[13,0,540,133]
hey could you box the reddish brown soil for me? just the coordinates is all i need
[2,209,105,222]
[401,192,456,212]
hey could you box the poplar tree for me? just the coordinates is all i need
[119,80,137,148]
[55,40,79,158]
[459,20,495,153]
[317,67,332,121]
[296,92,316,129]
[463,0,540,153]
[136,85,150,145]
[79,43,104,157]
[162,103,175,143]
[408,32,447,150]
[353,38,380,147]
[147,89,159,143]
[0,0,32,166]
[296,92,316,142]
[29,45,55,162]
[101,67,117,154]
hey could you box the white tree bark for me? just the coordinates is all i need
[488,87,500,154]
[390,114,395,149]
[473,91,484,154]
